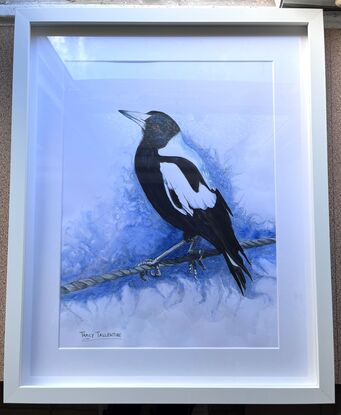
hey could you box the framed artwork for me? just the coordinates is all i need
[4,6,334,404]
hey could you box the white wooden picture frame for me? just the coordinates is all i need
[4,6,334,404]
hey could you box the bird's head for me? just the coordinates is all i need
[119,110,180,148]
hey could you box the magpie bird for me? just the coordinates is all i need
[119,110,251,294]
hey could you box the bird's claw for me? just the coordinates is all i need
[150,264,161,277]
[197,259,205,270]
[138,258,162,280]
[188,261,198,279]
[188,250,205,279]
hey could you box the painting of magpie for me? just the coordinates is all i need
[119,110,251,294]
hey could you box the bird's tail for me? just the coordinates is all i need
[222,250,252,296]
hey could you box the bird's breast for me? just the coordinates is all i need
[134,146,162,185]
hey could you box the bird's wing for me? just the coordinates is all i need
[159,160,217,217]
[158,132,215,190]
[159,155,251,294]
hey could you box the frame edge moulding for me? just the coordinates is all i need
[3,6,334,404]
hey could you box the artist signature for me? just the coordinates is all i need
[80,330,122,342]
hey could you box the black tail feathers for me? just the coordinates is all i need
[222,251,252,295]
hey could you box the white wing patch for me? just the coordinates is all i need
[160,162,217,216]
[158,132,215,190]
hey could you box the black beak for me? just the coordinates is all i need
[119,110,151,130]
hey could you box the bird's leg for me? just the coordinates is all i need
[188,236,199,254]
[152,239,188,263]
[188,236,199,277]
[139,239,188,279]
[188,237,206,277]
[196,250,206,270]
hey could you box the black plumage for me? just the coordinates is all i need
[119,110,251,294]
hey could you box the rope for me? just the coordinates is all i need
[60,237,276,297]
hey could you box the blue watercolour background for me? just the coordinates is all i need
[53,39,277,347]
[61,137,276,301]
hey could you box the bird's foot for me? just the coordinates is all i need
[138,258,162,280]
[188,261,198,279]
[188,250,206,279]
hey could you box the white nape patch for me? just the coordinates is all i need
[158,132,215,190]
[160,162,217,216]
